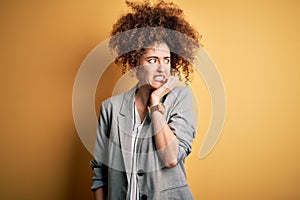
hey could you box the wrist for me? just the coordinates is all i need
[150,102,165,114]
[150,96,160,106]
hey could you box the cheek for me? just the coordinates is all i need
[136,68,149,80]
[165,66,171,74]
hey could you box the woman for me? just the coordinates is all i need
[90,1,201,199]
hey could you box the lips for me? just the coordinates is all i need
[153,75,165,82]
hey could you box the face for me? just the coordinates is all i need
[136,43,171,89]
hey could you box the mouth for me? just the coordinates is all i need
[153,75,165,82]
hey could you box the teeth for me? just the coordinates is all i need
[154,75,164,81]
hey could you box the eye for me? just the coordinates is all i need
[148,58,157,64]
[164,58,170,64]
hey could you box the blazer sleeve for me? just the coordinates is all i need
[166,87,197,162]
[90,101,110,191]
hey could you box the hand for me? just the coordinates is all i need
[150,76,178,105]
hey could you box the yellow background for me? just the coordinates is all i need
[1,0,299,199]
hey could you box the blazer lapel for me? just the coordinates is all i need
[117,85,137,176]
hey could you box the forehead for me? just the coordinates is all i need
[143,43,170,56]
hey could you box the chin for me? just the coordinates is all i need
[149,82,163,89]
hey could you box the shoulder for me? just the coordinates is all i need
[101,85,136,106]
[163,86,193,108]
[169,86,192,99]
[102,93,124,105]
[100,88,133,110]
[173,85,191,93]
[100,92,126,110]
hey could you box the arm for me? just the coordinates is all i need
[151,77,196,167]
[90,102,110,199]
[150,76,179,167]
[94,188,104,200]
[151,108,178,167]
[166,87,196,162]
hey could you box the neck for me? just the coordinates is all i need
[135,85,153,107]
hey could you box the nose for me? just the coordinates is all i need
[156,59,168,72]
[157,63,164,72]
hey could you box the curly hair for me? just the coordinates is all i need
[109,0,201,83]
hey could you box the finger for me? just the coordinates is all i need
[156,85,170,96]
[164,76,178,90]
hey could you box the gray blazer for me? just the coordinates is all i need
[91,85,196,200]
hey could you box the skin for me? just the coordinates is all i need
[134,42,179,168]
[135,43,173,119]
[94,189,104,200]
[94,43,179,200]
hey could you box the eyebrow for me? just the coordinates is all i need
[145,56,170,59]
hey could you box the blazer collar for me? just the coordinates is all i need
[119,84,138,117]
